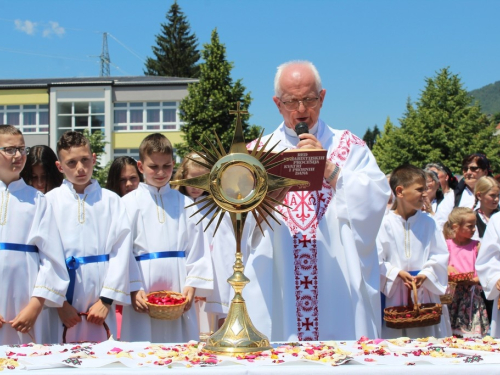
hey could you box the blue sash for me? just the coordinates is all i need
[135,251,186,262]
[0,242,38,253]
[65,254,109,305]
[381,270,421,322]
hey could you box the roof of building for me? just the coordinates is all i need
[0,76,198,89]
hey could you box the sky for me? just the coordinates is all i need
[0,0,499,138]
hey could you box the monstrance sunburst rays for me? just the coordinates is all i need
[170,101,308,239]
[169,101,308,354]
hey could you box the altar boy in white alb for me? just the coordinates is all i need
[377,165,451,338]
[0,125,68,345]
[46,131,132,343]
[120,133,212,343]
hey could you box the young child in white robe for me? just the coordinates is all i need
[121,134,213,343]
[105,156,143,340]
[0,125,68,345]
[46,131,132,343]
[172,153,242,336]
[476,213,500,337]
[378,164,451,339]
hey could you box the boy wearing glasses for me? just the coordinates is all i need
[45,131,132,343]
[0,125,69,344]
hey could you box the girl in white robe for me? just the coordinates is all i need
[46,180,132,343]
[121,183,213,343]
[0,179,69,344]
[476,213,500,337]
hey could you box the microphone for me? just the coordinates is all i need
[294,122,309,136]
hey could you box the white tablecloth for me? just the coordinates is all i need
[2,337,500,373]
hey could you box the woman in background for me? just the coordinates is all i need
[21,145,63,194]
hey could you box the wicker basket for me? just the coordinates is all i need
[146,291,187,320]
[384,280,442,329]
[440,281,457,304]
[63,312,111,343]
[448,272,474,284]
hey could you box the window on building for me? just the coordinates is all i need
[0,104,49,133]
[57,101,105,138]
[113,148,140,161]
[113,101,182,132]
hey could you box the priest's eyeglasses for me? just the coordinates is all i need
[280,97,320,111]
[0,146,30,156]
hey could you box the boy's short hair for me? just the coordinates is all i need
[389,164,425,195]
[57,131,90,156]
[0,124,22,136]
[139,133,173,161]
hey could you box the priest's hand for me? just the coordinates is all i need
[10,297,44,333]
[414,274,427,288]
[87,299,110,325]
[182,286,195,312]
[297,133,322,150]
[398,270,414,289]
[0,314,5,328]
[132,290,149,313]
[324,161,341,190]
[58,301,82,328]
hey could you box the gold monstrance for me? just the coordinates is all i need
[170,102,307,353]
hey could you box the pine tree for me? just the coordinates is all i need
[372,68,500,174]
[362,128,373,149]
[144,1,200,78]
[362,125,381,150]
[175,29,262,158]
[372,117,401,173]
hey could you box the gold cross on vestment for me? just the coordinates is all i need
[229,102,248,124]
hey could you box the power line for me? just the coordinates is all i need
[108,33,146,64]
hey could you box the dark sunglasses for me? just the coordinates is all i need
[462,166,481,172]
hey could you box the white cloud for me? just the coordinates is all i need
[43,21,65,38]
[14,19,37,35]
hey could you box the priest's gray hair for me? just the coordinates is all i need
[274,61,322,97]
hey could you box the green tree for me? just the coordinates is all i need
[175,29,262,157]
[372,68,500,174]
[362,125,381,149]
[372,117,401,173]
[83,129,109,186]
[144,1,200,78]
[362,128,373,148]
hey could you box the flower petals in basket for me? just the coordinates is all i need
[448,272,474,283]
[146,291,187,320]
[383,280,442,329]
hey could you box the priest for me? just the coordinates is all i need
[245,61,390,341]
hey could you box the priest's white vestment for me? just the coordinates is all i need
[244,119,390,341]
[476,213,500,337]
[46,180,132,343]
[121,183,213,343]
[0,179,69,345]
[377,210,452,338]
